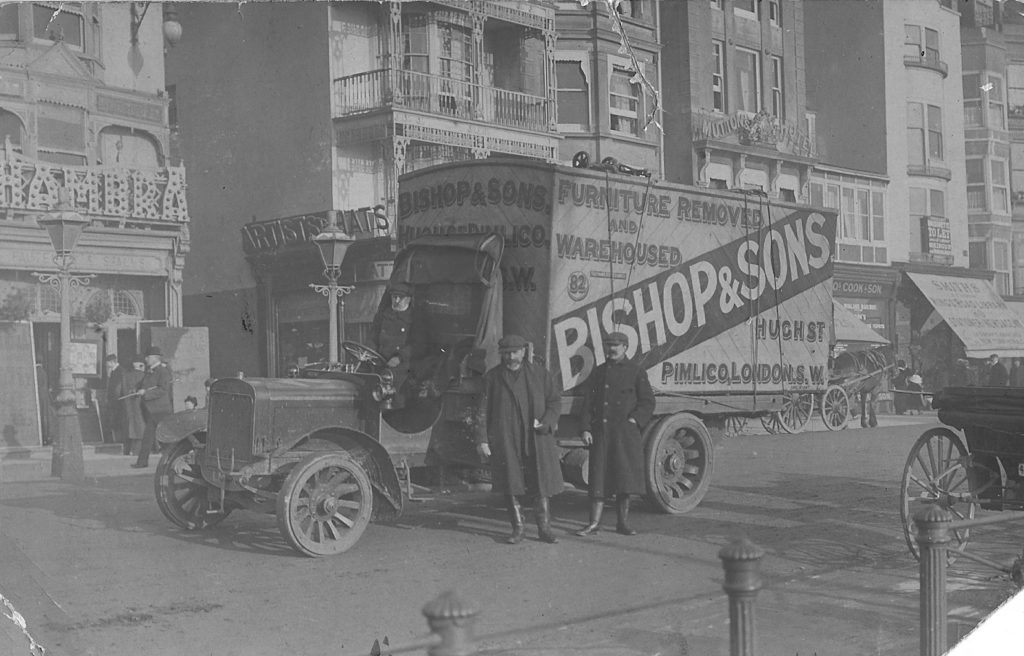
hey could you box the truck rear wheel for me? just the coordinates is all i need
[645,413,715,514]
[276,451,373,557]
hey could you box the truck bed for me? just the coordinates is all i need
[932,386,1024,436]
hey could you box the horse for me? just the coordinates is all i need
[830,345,895,428]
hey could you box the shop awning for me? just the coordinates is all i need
[832,300,889,344]
[906,272,1024,358]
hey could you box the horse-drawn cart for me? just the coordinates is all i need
[899,386,1024,560]
[818,346,895,431]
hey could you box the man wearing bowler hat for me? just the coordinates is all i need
[132,346,174,468]
[475,334,563,544]
[576,330,655,536]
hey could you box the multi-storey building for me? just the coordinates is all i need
[1002,1,1024,302]
[961,1,1015,296]
[0,3,187,447]
[660,0,816,201]
[807,0,1024,386]
[166,1,560,377]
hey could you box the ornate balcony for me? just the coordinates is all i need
[333,68,552,134]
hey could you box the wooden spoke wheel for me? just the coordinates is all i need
[725,415,748,437]
[900,427,978,561]
[820,385,850,431]
[276,451,373,557]
[645,413,715,515]
[761,392,815,434]
[155,435,231,530]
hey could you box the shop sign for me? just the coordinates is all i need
[919,216,952,257]
[242,205,390,255]
[694,108,816,158]
[832,279,891,297]
[0,154,188,222]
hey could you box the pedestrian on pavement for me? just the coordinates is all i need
[892,360,909,414]
[905,372,925,414]
[576,331,655,537]
[985,353,1009,387]
[372,282,414,405]
[103,354,126,446]
[474,334,563,544]
[132,347,174,468]
[115,355,146,456]
[1011,358,1024,387]
[952,357,977,386]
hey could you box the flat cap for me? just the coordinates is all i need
[389,282,412,296]
[498,334,528,352]
[145,346,163,357]
[603,331,628,345]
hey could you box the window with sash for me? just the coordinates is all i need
[609,62,640,135]
[907,102,943,166]
[556,58,590,129]
[712,41,725,112]
[735,47,760,113]
[770,56,784,120]
[963,74,983,127]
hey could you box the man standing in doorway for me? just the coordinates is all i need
[576,331,655,537]
[103,354,125,446]
[132,346,173,468]
[475,334,563,544]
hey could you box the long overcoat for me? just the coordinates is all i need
[579,357,655,497]
[116,368,145,441]
[474,361,563,497]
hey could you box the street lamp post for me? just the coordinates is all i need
[310,210,356,366]
[32,201,94,481]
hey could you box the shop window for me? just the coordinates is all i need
[735,47,760,113]
[712,41,725,112]
[33,3,84,51]
[556,58,590,130]
[99,126,161,168]
[609,62,640,135]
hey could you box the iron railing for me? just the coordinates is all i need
[355,536,766,656]
[332,68,551,132]
[914,506,1024,656]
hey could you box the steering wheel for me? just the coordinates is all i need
[341,341,386,371]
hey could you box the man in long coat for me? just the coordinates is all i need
[371,282,414,404]
[475,334,563,544]
[576,331,655,536]
[116,355,146,455]
[132,347,174,468]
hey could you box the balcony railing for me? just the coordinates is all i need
[333,68,551,133]
[903,54,948,77]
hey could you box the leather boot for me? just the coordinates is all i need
[535,497,558,543]
[575,500,604,536]
[616,494,637,536]
[506,496,525,544]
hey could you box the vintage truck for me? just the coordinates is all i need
[154,158,837,556]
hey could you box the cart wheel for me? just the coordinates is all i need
[900,427,977,561]
[645,413,715,514]
[760,412,782,434]
[276,451,373,557]
[767,392,815,434]
[155,436,231,530]
[820,386,850,431]
[725,415,748,437]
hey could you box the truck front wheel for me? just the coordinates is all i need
[645,413,715,515]
[276,451,373,557]
[155,436,231,530]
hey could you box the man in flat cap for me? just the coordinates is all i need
[576,331,655,536]
[372,282,414,405]
[132,346,174,468]
[475,334,563,544]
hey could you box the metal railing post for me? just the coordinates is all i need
[914,505,953,656]
[719,537,765,656]
[422,591,479,656]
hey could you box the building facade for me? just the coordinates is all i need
[1002,1,1024,301]
[0,3,186,447]
[660,0,816,202]
[167,1,561,377]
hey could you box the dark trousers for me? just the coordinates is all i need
[135,408,168,466]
